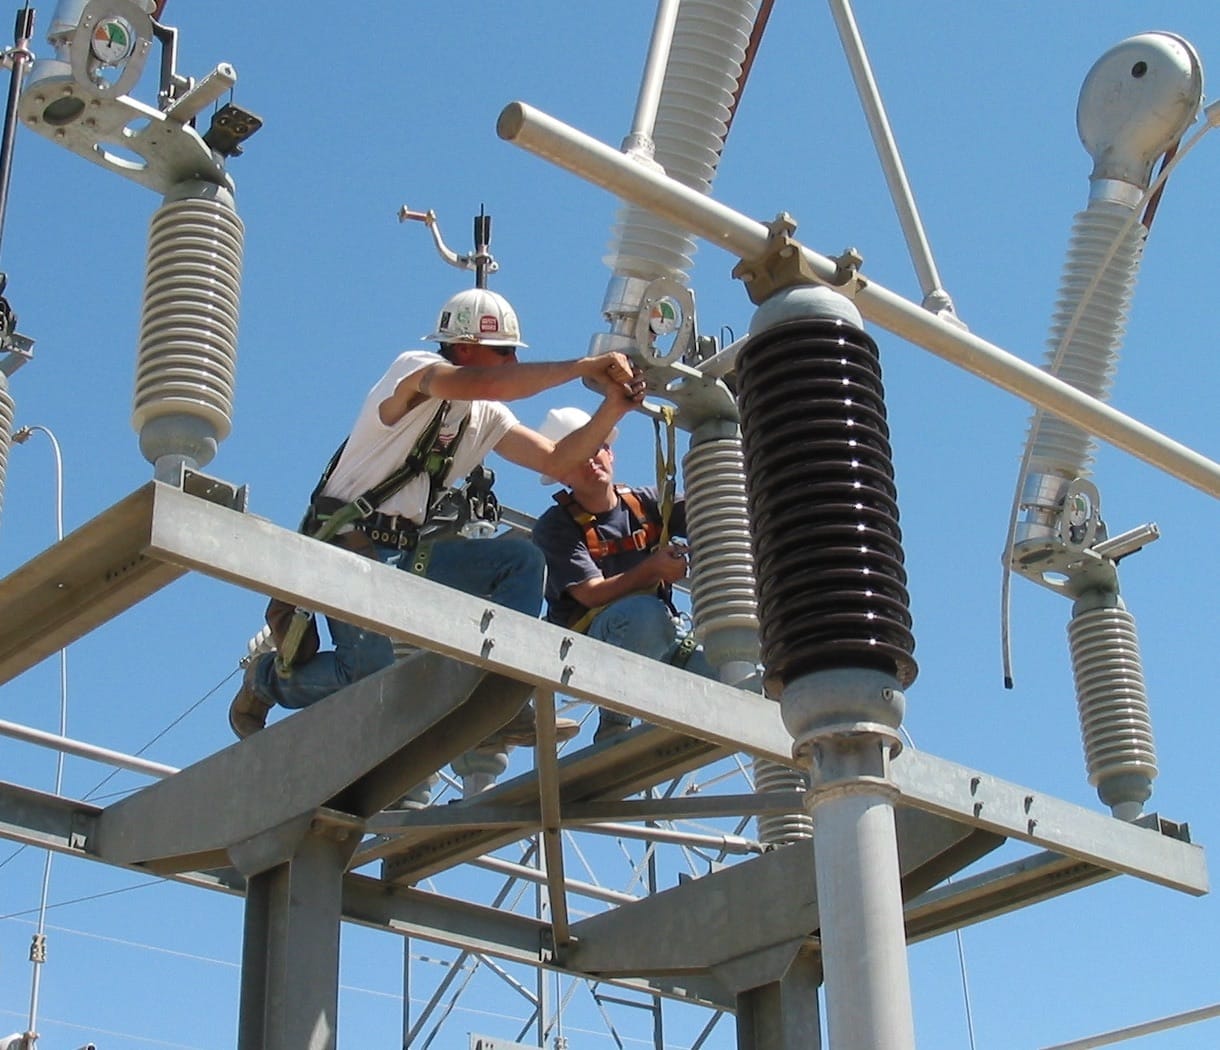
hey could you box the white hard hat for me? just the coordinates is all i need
[537,407,618,486]
[423,287,527,348]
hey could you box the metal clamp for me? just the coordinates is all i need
[732,212,844,305]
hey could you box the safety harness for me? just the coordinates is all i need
[555,410,697,668]
[553,486,661,560]
[648,405,698,666]
[303,400,468,547]
[273,400,475,676]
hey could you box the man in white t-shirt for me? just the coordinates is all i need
[230,287,644,752]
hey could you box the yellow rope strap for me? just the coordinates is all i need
[653,405,677,548]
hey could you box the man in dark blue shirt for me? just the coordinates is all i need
[531,407,712,742]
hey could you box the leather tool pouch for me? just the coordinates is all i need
[263,531,380,666]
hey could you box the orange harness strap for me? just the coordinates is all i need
[554,486,662,562]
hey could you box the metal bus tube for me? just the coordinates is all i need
[497,100,1220,500]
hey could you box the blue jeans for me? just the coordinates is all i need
[586,594,715,727]
[252,534,545,711]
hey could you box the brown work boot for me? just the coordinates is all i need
[229,656,274,739]
[486,703,580,748]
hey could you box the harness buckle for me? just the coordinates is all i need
[354,496,377,519]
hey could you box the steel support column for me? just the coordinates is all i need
[236,823,360,1050]
[782,668,915,1050]
[731,947,822,1050]
[810,777,913,1049]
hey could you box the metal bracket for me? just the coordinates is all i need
[0,332,35,375]
[634,276,697,365]
[731,212,864,305]
[70,0,155,101]
[178,465,249,511]
[830,245,866,291]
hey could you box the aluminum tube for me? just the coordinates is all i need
[625,0,681,152]
[165,62,238,122]
[812,788,916,1049]
[497,101,1220,500]
[471,854,638,906]
[827,0,947,308]
[1042,1001,1220,1050]
[499,102,768,261]
[580,820,761,854]
[0,716,177,778]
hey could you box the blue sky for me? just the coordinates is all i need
[2,1,1220,1047]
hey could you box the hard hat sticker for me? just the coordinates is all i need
[480,315,499,333]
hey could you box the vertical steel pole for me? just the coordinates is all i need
[0,5,34,260]
[734,286,918,1048]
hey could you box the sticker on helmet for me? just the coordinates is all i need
[479,315,499,333]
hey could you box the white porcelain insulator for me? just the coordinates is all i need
[1026,202,1145,483]
[605,0,759,282]
[133,189,244,472]
[1068,601,1157,818]
[682,436,760,668]
[753,755,812,845]
[0,372,13,528]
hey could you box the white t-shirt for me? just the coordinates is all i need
[320,349,519,524]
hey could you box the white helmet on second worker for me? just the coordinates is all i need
[423,288,528,348]
[537,406,619,486]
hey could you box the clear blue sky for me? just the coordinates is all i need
[2,1,1220,1047]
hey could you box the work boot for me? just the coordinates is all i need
[594,709,633,745]
[484,703,579,749]
[228,656,274,739]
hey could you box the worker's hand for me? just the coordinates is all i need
[647,543,689,585]
[581,353,646,404]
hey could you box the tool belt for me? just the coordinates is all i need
[308,496,422,550]
[352,515,420,550]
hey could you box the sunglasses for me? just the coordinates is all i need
[488,345,518,357]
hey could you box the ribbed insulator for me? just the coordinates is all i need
[682,436,759,666]
[1026,202,1145,481]
[133,189,244,464]
[1068,600,1157,817]
[246,624,275,659]
[605,0,758,281]
[0,372,13,528]
[737,317,916,694]
[753,755,812,845]
[451,747,509,797]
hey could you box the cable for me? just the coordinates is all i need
[0,666,238,872]
[900,726,977,1050]
[81,665,240,802]
[2,916,237,968]
[0,1006,210,1050]
[0,878,167,921]
[10,424,66,1043]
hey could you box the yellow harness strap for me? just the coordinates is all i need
[564,411,679,635]
[653,405,677,547]
[560,487,665,634]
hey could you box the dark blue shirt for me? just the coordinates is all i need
[533,486,686,626]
